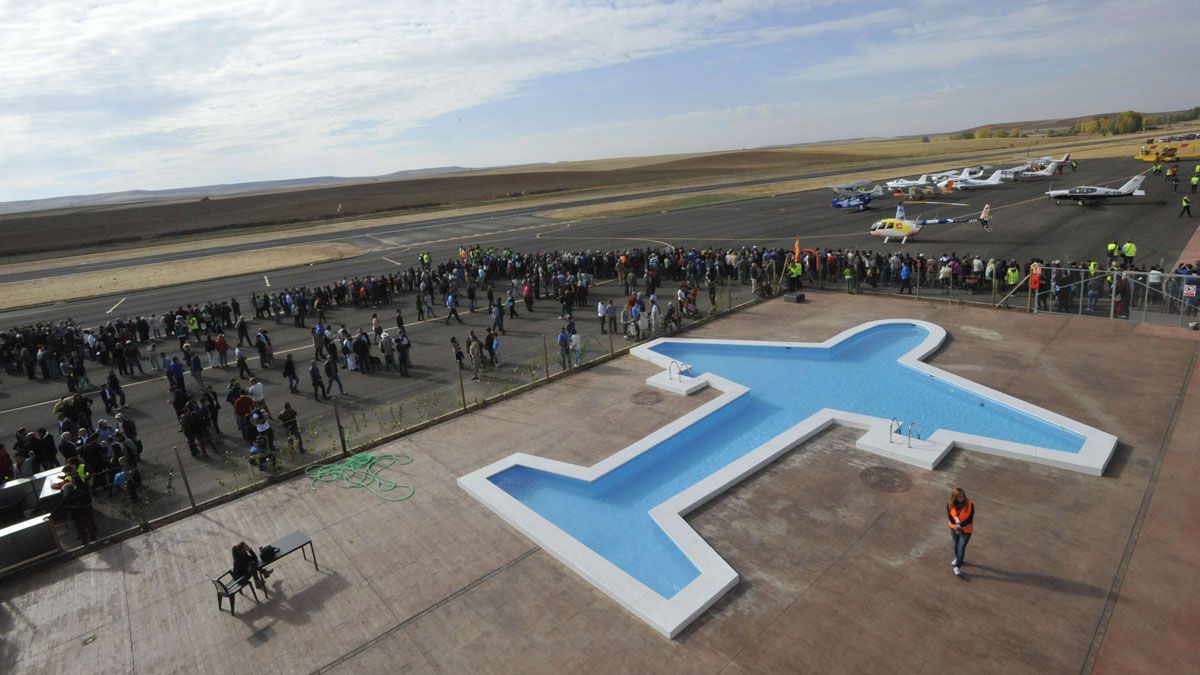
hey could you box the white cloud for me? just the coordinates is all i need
[0,0,797,198]
[0,0,1194,200]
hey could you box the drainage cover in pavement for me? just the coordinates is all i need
[859,466,913,493]
[631,390,664,406]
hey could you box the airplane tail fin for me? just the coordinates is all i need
[1061,153,1070,162]
[988,170,1006,182]
[1120,175,1146,194]
[896,202,907,220]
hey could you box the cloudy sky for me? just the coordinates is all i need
[0,0,1192,201]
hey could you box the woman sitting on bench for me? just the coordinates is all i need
[232,541,271,589]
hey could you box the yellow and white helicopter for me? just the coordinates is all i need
[868,202,991,244]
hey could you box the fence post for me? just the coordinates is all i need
[457,364,467,410]
[170,445,198,512]
[542,334,551,380]
[608,328,614,356]
[1109,273,1117,320]
[332,398,349,457]
[1079,271,1086,315]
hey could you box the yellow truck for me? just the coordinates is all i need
[1136,141,1200,162]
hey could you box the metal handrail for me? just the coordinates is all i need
[907,422,921,448]
[668,361,681,381]
[889,418,901,444]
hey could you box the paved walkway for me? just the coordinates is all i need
[3,294,1197,674]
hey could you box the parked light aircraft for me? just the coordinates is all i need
[869,202,991,243]
[1018,161,1062,178]
[829,182,883,210]
[1035,152,1070,166]
[1046,175,1146,205]
[885,174,933,190]
[938,170,1008,191]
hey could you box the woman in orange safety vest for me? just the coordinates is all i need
[947,487,974,576]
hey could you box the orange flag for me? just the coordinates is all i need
[793,237,800,261]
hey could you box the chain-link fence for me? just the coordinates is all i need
[1034,267,1200,327]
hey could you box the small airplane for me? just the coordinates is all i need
[933,165,990,181]
[1046,175,1147,205]
[938,169,1009,191]
[869,202,991,244]
[829,181,883,210]
[1035,152,1070,166]
[885,174,933,190]
[1017,161,1063,178]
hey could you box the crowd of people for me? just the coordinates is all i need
[0,242,803,543]
[4,236,1196,546]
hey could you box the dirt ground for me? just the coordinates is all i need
[0,133,1146,261]
[0,242,363,310]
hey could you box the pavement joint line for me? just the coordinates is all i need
[717,507,889,665]
[1079,341,1200,673]
[312,546,540,674]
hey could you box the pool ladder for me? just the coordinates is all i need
[668,361,692,381]
[890,419,922,448]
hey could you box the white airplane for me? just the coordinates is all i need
[929,166,988,182]
[885,174,934,190]
[938,169,1008,191]
[1017,161,1063,178]
[1046,175,1146,205]
[869,202,992,244]
[1035,152,1070,166]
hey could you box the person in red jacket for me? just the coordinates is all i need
[947,487,974,576]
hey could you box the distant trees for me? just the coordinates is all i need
[1147,106,1200,127]
[1071,111,1145,135]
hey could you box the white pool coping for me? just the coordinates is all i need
[457,319,1117,638]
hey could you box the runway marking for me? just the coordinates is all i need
[264,275,271,287]
[535,221,575,238]
[365,234,393,245]
[105,297,126,314]
[382,257,402,266]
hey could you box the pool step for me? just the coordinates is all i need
[645,369,709,396]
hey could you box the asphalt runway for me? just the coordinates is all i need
[0,152,1193,537]
[0,136,1130,285]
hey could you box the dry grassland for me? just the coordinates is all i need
[0,242,364,311]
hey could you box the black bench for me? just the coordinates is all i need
[211,531,317,615]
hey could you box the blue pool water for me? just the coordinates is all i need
[489,323,1084,599]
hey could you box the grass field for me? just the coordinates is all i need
[0,242,364,311]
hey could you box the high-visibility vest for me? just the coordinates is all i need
[1106,243,1118,255]
[947,500,974,534]
[1006,267,1019,285]
[1122,243,1136,257]
[1185,197,1193,207]
[1192,176,1199,185]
